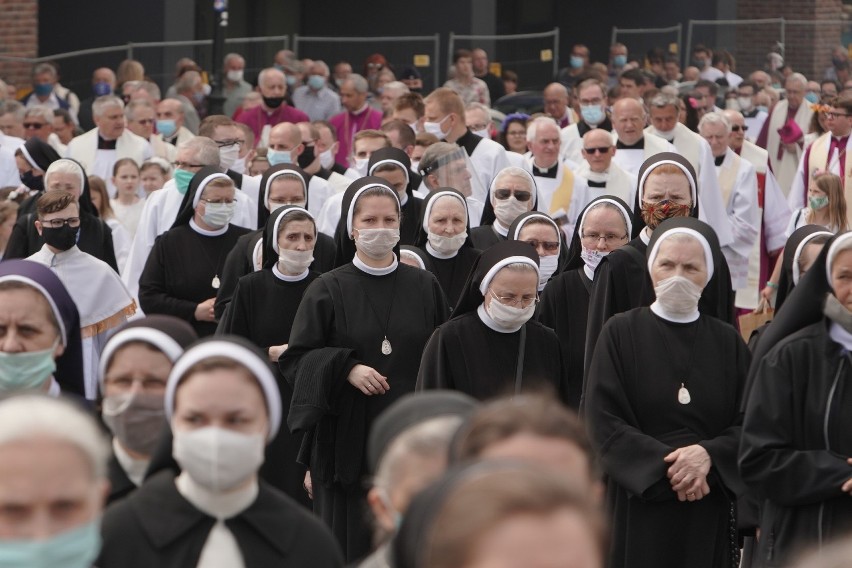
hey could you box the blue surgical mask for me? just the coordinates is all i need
[570,55,584,69]
[756,105,769,114]
[805,91,820,104]
[307,75,326,90]
[580,105,605,126]
[286,75,297,87]
[93,81,111,97]
[33,83,53,97]
[156,119,177,138]
[173,169,194,195]
[0,519,101,568]
[613,55,627,68]
[0,341,58,392]
[267,149,293,166]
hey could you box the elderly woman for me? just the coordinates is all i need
[0,395,109,567]
[417,240,567,402]
[539,196,633,409]
[13,136,60,216]
[98,337,344,567]
[0,259,84,396]
[470,167,537,250]
[139,167,251,337]
[98,315,198,504]
[415,188,481,310]
[5,158,118,271]
[740,232,852,566]
[586,216,748,568]
[508,211,567,292]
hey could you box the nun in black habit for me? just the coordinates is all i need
[507,210,569,292]
[213,164,336,320]
[219,204,321,505]
[14,137,61,217]
[368,147,423,246]
[538,196,633,409]
[470,166,538,250]
[138,167,251,337]
[416,240,567,402]
[414,187,481,311]
[98,337,344,568]
[5,157,118,271]
[281,177,448,562]
[584,153,735,398]
[585,216,748,568]
[739,232,852,567]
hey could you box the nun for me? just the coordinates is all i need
[414,188,481,310]
[539,196,633,409]
[368,147,423,246]
[0,259,84,396]
[138,167,251,337]
[416,240,567,402]
[281,177,447,561]
[219,204,321,504]
[507,211,568,292]
[97,337,344,568]
[470,167,537,250]
[739,232,852,566]
[13,136,61,217]
[585,153,735,389]
[585,216,748,568]
[213,164,335,320]
[399,245,434,271]
[98,315,198,504]
[5,158,118,271]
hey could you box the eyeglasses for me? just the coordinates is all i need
[489,289,539,308]
[134,118,155,125]
[23,122,46,129]
[200,198,237,205]
[581,232,628,245]
[523,239,560,252]
[215,139,244,148]
[42,217,81,229]
[731,125,748,132]
[493,189,532,201]
[823,111,851,119]
[172,161,206,169]
[583,146,611,154]
[468,122,489,131]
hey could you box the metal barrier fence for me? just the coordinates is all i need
[611,24,683,63]
[448,28,559,91]
[686,19,786,76]
[292,34,441,91]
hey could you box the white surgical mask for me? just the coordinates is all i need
[230,155,247,174]
[537,254,559,290]
[219,144,240,170]
[654,127,676,141]
[319,148,335,170]
[423,115,450,140]
[201,202,236,228]
[278,249,314,273]
[427,231,467,256]
[353,157,369,177]
[172,427,265,492]
[580,247,608,272]
[737,97,754,112]
[473,128,491,140]
[226,69,244,83]
[494,196,529,226]
[485,294,536,330]
[654,275,703,315]
[355,227,400,260]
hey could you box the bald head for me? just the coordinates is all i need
[581,128,615,173]
[611,98,646,145]
[543,82,569,120]
[270,122,302,147]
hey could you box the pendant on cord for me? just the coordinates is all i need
[381,336,392,356]
[212,275,220,289]
[678,383,691,405]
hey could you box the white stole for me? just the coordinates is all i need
[805,132,852,227]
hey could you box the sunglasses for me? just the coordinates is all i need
[494,189,532,201]
[583,146,611,154]
[524,239,560,252]
[731,125,748,132]
[23,122,46,129]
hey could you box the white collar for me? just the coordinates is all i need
[830,322,852,351]
[492,219,510,237]
[272,263,309,282]
[352,103,370,115]
[47,376,60,397]
[398,191,409,207]
[640,227,652,245]
[425,241,459,259]
[476,303,524,333]
[353,252,398,275]
[113,438,149,487]
[189,218,228,236]
[583,265,595,281]
[650,301,699,323]
[176,472,258,520]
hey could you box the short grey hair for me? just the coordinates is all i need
[175,70,201,93]
[92,95,124,118]
[32,62,57,78]
[223,52,245,67]
[383,81,409,96]
[649,92,680,111]
[526,116,560,143]
[310,60,330,76]
[0,395,109,480]
[135,81,161,101]
[493,166,535,192]
[180,136,220,167]
[258,67,285,88]
[45,158,85,190]
[125,99,155,120]
[0,100,25,120]
[465,102,490,115]
[23,105,54,123]
[345,73,369,94]
[786,73,808,89]
[698,111,732,134]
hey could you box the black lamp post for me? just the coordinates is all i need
[207,0,228,115]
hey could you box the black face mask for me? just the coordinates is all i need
[42,225,78,251]
[20,170,44,191]
[263,96,285,109]
[297,145,316,169]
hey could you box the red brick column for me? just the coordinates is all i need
[0,0,38,95]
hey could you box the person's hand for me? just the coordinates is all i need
[268,344,288,362]
[759,286,775,305]
[194,298,216,322]
[347,364,390,395]
[784,142,799,154]
[676,477,711,502]
[304,471,313,500]
[665,445,712,498]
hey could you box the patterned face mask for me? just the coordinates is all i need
[640,199,691,229]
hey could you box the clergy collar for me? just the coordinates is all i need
[492,219,510,238]
[176,471,258,521]
[353,252,398,275]
[585,169,609,183]
[714,154,725,166]
[398,191,409,207]
[351,103,370,116]
[476,303,524,333]
[616,137,644,150]
[741,108,759,118]
[532,160,559,178]
[272,263,309,282]
[426,241,459,260]
[97,133,117,150]
[113,438,149,487]
[189,218,228,237]
[455,129,483,157]
[650,301,699,323]
[578,116,612,136]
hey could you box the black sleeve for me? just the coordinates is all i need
[101,222,119,272]
[582,258,618,406]
[215,238,250,320]
[138,236,198,322]
[416,327,452,392]
[223,278,252,341]
[312,233,337,274]
[3,215,33,260]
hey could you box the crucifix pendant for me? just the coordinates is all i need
[678,383,691,405]
[211,275,220,289]
[381,337,392,356]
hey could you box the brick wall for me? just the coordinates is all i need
[737,0,844,80]
[0,0,38,94]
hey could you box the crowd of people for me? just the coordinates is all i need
[0,38,852,568]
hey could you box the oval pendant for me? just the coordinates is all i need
[212,275,220,289]
[381,338,392,356]
[678,384,691,405]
